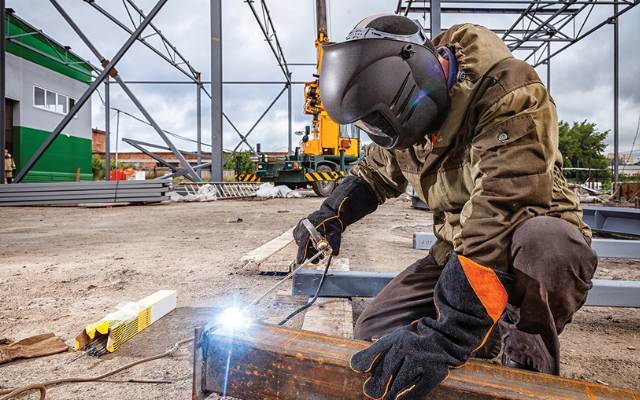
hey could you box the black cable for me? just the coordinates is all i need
[278,256,332,326]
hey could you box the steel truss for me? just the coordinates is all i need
[398,0,639,182]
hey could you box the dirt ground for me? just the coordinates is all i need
[0,194,638,399]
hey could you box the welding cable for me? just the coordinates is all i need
[278,256,332,326]
[0,337,193,400]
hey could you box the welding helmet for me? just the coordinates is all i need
[319,15,448,150]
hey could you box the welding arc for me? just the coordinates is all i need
[0,338,194,400]
[278,256,332,326]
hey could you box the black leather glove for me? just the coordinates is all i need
[351,252,513,399]
[294,176,378,264]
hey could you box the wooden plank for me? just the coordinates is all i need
[240,228,294,269]
[193,323,640,400]
[275,290,309,306]
[258,244,296,273]
[302,258,354,338]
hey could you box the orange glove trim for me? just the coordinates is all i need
[351,352,381,373]
[457,255,508,324]
[363,374,393,400]
[395,384,416,399]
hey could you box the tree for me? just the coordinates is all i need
[558,120,609,183]
[224,151,255,175]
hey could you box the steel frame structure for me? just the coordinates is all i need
[1,0,638,184]
[397,0,639,182]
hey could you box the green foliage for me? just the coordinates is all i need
[92,154,105,180]
[558,120,609,183]
[224,151,255,175]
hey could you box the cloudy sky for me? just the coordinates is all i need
[6,0,640,161]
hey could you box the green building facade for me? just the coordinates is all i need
[4,11,94,182]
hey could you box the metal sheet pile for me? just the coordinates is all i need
[0,179,171,206]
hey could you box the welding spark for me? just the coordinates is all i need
[216,307,252,332]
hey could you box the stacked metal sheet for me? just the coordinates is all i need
[0,179,172,206]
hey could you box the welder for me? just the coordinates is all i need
[293,14,598,400]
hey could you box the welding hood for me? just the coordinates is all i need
[319,38,448,150]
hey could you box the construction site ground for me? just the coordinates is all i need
[1,194,639,399]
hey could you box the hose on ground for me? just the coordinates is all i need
[0,337,193,400]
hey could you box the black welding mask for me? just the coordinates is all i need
[319,15,448,150]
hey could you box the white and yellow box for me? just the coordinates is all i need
[75,290,176,352]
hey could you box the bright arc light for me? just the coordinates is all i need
[216,307,252,331]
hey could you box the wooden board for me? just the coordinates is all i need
[193,323,640,400]
[239,228,294,270]
[302,258,354,338]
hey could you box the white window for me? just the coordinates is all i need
[33,86,77,116]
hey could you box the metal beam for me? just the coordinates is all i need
[581,206,640,237]
[13,0,169,183]
[413,231,640,258]
[193,322,640,400]
[105,77,111,181]
[210,0,223,182]
[292,271,640,308]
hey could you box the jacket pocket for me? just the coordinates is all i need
[471,114,537,152]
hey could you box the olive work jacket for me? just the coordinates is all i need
[351,24,591,273]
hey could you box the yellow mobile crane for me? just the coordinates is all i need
[251,0,361,196]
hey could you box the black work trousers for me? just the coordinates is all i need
[354,216,598,375]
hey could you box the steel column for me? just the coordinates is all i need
[105,77,111,181]
[210,0,223,182]
[430,0,442,37]
[546,44,551,92]
[613,1,619,183]
[288,76,292,155]
[13,0,169,183]
[197,75,202,178]
[1,0,5,184]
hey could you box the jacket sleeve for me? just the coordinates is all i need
[350,143,408,205]
[456,80,558,272]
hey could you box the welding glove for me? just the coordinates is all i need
[351,252,513,400]
[294,176,378,264]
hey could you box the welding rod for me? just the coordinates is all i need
[241,249,328,313]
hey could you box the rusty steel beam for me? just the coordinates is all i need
[192,323,640,400]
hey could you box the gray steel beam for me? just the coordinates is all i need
[211,0,223,182]
[613,1,619,183]
[413,231,640,258]
[292,271,640,308]
[13,0,169,183]
[431,0,442,38]
[197,76,202,178]
[1,0,6,184]
[105,77,111,181]
[123,138,211,159]
[581,206,640,237]
[49,0,200,182]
